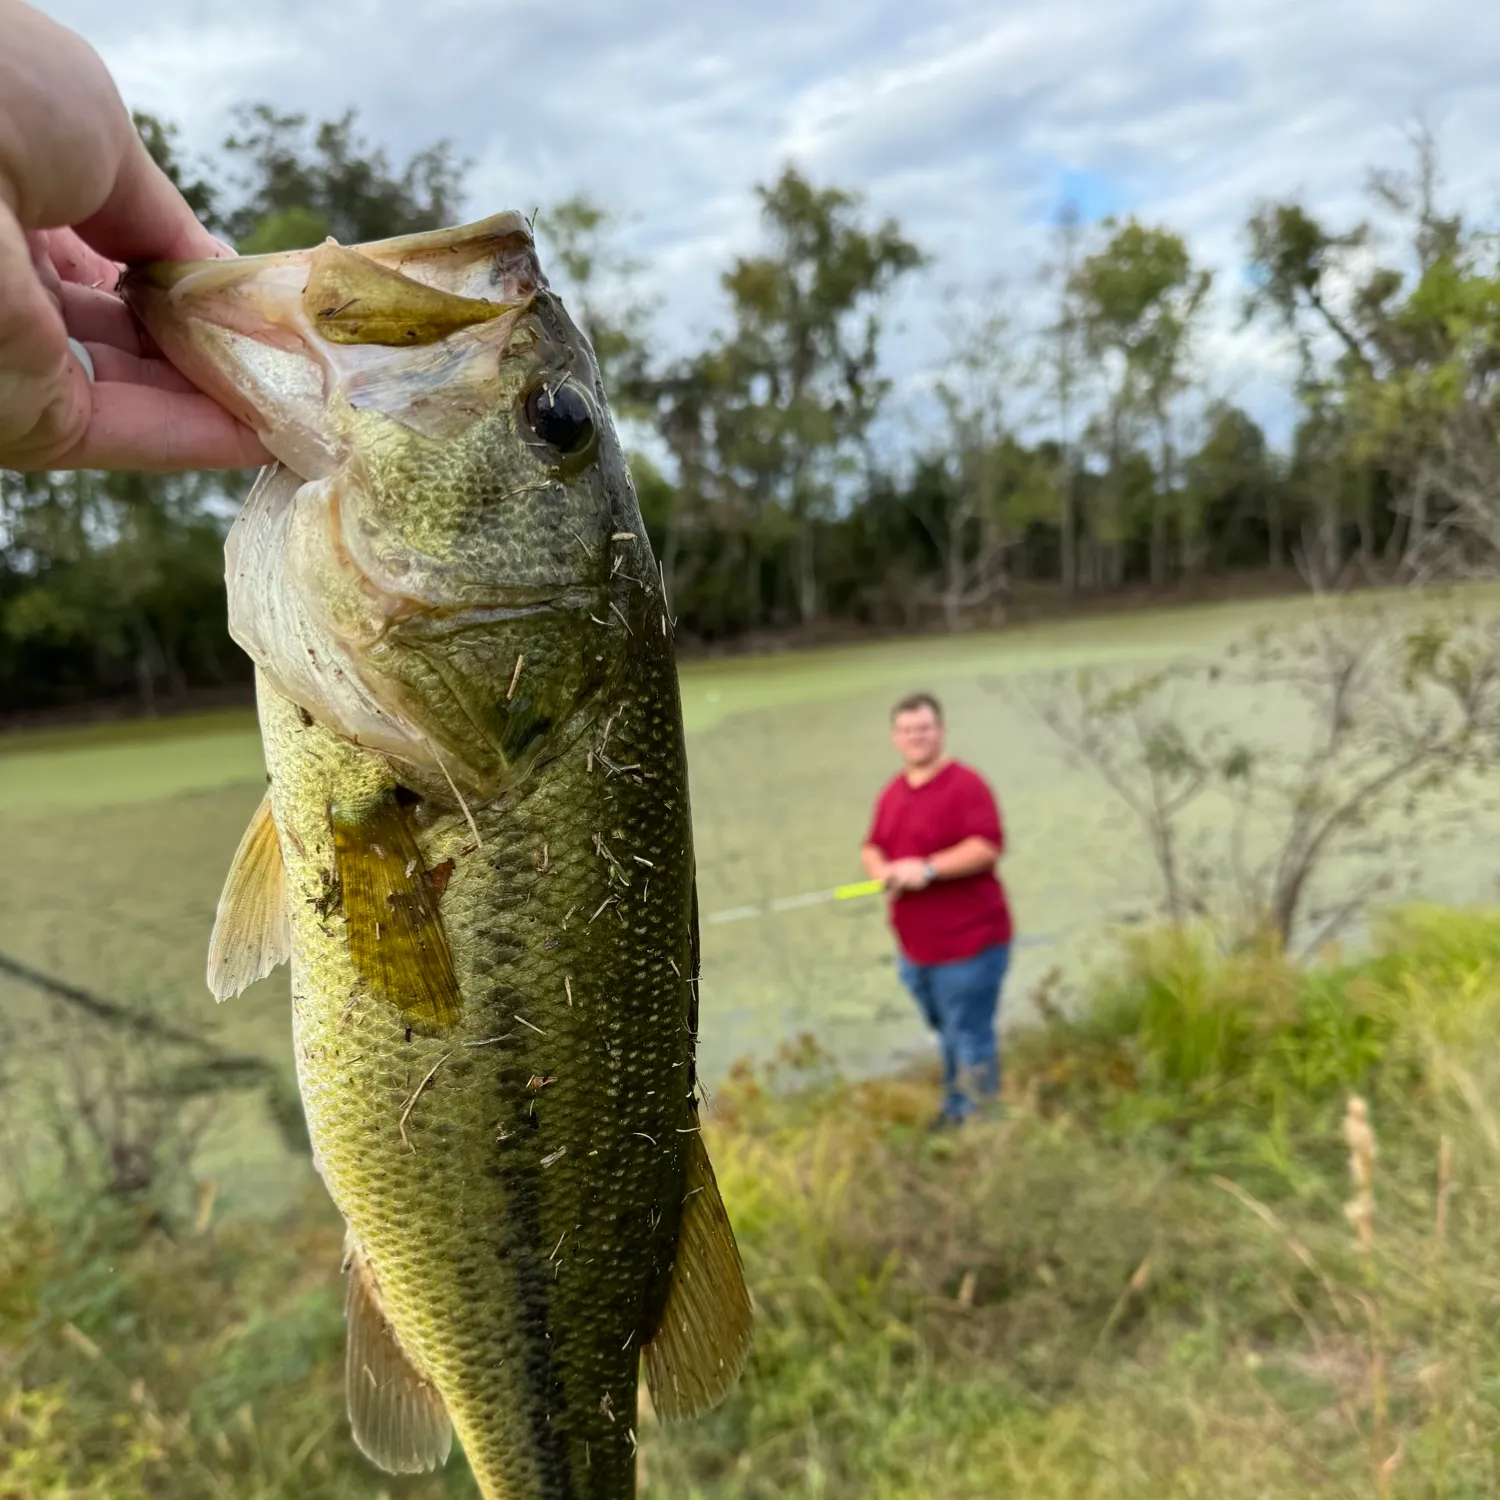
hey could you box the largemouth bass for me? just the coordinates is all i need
[121,214,751,1499]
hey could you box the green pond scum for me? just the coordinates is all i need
[118,213,753,1498]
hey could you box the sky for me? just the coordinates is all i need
[39,0,1500,458]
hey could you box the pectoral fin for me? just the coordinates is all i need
[331,796,463,1028]
[343,1236,453,1474]
[643,1131,753,1421]
[206,790,290,1003]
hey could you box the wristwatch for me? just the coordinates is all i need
[922,860,938,886]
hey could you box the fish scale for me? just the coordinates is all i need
[124,213,751,1499]
[269,586,694,1497]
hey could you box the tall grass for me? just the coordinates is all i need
[6,905,1500,1497]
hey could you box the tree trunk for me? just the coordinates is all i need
[1209,493,1251,574]
[1383,504,1409,567]
[165,637,188,700]
[795,519,817,624]
[1058,461,1076,596]
[1152,421,1174,588]
[1358,468,1376,570]
[1405,477,1429,576]
[1267,487,1285,571]
[133,619,160,718]
[744,536,759,630]
[1181,508,1206,576]
[943,510,966,631]
[981,514,1006,615]
[1312,493,1343,584]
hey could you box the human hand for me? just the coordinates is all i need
[0,0,271,472]
[884,858,934,893]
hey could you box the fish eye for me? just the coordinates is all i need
[524,382,595,457]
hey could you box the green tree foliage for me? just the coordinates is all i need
[536,195,656,410]
[1072,220,1213,587]
[707,168,926,625]
[917,292,1054,627]
[222,104,467,252]
[1184,402,1284,572]
[1037,202,1088,596]
[1245,130,1500,578]
[8,121,1500,716]
[0,471,235,715]
[132,111,223,231]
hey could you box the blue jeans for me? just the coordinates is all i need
[898,943,1010,1122]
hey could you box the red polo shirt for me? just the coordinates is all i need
[865,760,1013,965]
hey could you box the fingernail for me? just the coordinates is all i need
[68,337,96,383]
[211,236,239,259]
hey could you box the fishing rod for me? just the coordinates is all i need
[706,879,882,925]
[707,880,1055,948]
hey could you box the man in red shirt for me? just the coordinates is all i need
[861,692,1013,1129]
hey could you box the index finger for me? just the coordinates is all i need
[47,382,271,472]
[73,134,227,266]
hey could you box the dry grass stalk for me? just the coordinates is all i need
[1342,1094,1391,1500]
[1343,1095,1377,1260]
[1211,1173,1353,1326]
[1434,1132,1453,1251]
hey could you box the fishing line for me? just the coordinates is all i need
[705,884,1055,948]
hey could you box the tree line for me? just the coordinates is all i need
[3,111,1497,717]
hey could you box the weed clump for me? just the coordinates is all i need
[5,905,1500,1497]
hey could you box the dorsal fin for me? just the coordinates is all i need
[331,794,463,1029]
[207,789,291,1003]
[642,1131,753,1422]
[343,1234,453,1473]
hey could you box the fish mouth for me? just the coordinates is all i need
[124,211,542,311]
[120,213,546,477]
[128,212,541,296]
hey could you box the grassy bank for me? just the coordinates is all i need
[6,905,1500,1497]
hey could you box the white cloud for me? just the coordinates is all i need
[34,0,1500,450]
